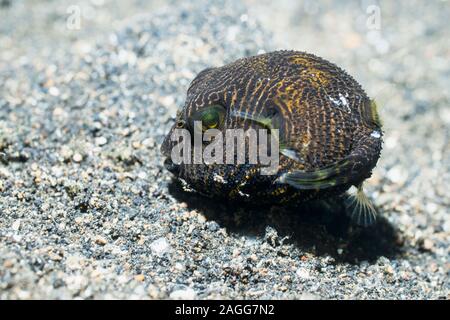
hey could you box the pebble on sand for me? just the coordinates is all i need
[150,237,171,256]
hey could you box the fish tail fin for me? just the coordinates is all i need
[344,183,377,227]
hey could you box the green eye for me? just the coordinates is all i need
[190,105,225,131]
[201,109,220,129]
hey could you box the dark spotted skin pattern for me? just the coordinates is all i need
[161,50,383,204]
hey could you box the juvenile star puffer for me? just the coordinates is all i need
[161,50,383,226]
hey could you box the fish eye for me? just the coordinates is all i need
[201,108,220,129]
[190,105,225,131]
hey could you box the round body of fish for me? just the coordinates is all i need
[161,50,383,226]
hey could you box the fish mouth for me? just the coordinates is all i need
[163,157,180,176]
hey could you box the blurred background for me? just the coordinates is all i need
[0,0,448,299]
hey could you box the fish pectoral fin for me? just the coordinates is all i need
[280,148,303,163]
[230,109,275,130]
[279,158,354,190]
[344,183,377,227]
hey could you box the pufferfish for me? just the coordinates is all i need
[161,50,383,226]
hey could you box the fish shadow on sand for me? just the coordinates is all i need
[168,180,404,264]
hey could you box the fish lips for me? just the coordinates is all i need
[163,157,180,176]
